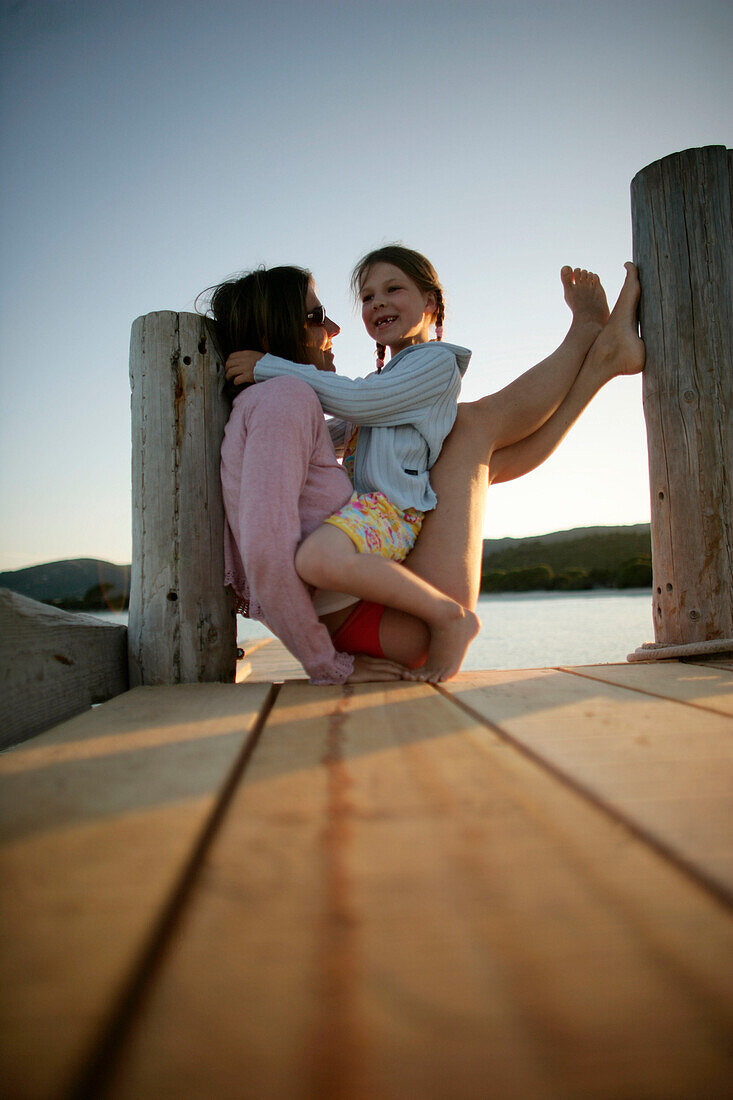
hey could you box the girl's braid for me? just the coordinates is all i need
[434,288,445,341]
[376,343,386,373]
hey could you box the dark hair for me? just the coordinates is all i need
[350,244,445,371]
[204,266,313,393]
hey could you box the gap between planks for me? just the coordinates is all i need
[68,682,280,1100]
[440,665,733,912]
[0,683,276,1100]
[558,661,733,718]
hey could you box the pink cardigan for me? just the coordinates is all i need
[220,376,356,684]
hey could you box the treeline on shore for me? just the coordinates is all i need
[481,558,652,593]
[479,524,652,593]
[48,582,129,612]
[0,525,653,606]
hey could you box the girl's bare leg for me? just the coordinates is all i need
[404,263,644,611]
[489,264,644,486]
[375,266,612,618]
[476,266,610,453]
[402,267,611,608]
[299,524,479,680]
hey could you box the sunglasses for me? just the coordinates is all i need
[306,305,327,326]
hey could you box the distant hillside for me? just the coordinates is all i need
[0,525,652,607]
[0,559,130,610]
[480,524,651,592]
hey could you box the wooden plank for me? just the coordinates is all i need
[689,659,733,672]
[443,668,733,901]
[0,681,271,1099]
[564,660,733,717]
[0,589,128,748]
[105,683,733,1099]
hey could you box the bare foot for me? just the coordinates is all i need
[561,266,610,330]
[588,263,645,380]
[408,607,481,684]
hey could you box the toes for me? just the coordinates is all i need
[561,265,574,287]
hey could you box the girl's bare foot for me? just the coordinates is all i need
[588,263,645,380]
[561,266,611,331]
[407,607,480,684]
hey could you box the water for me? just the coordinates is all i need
[93,589,653,669]
[462,589,652,669]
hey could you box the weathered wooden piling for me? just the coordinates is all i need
[631,146,733,656]
[128,311,236,685]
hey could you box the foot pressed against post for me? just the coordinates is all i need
[586,263,645,381]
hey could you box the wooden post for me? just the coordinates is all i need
[128,312,237,685]
[630,146,733,659]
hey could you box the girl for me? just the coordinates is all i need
[230,246,482,682]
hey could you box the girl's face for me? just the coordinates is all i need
[359,262,437,354]
[304,283,340,371]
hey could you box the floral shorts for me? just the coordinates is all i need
[324,491,424,562]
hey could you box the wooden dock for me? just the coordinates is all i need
[2,642,733,1098]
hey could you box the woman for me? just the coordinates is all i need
[212,259,644,683]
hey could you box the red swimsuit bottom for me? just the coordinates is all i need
[331,600,386,658]
[332,600,428,670]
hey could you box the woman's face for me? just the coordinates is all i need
[305,283,340,371]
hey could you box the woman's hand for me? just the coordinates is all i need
[225,350,265,387]
[346,655,410,682]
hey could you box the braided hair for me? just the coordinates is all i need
[350,244,446,371]
[433,287,445,341]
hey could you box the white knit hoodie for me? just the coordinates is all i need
[253,341,471,512]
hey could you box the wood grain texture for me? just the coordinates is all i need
[631,146,733,645]
[106,682,733,1100]
[444,666,733,901]
[0,589,127,748]
[691,659,733,671]
[0,681,270,1099]
[128,311,237,686]
[565,660,733,717]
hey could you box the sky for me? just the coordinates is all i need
[1,0,731,571]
